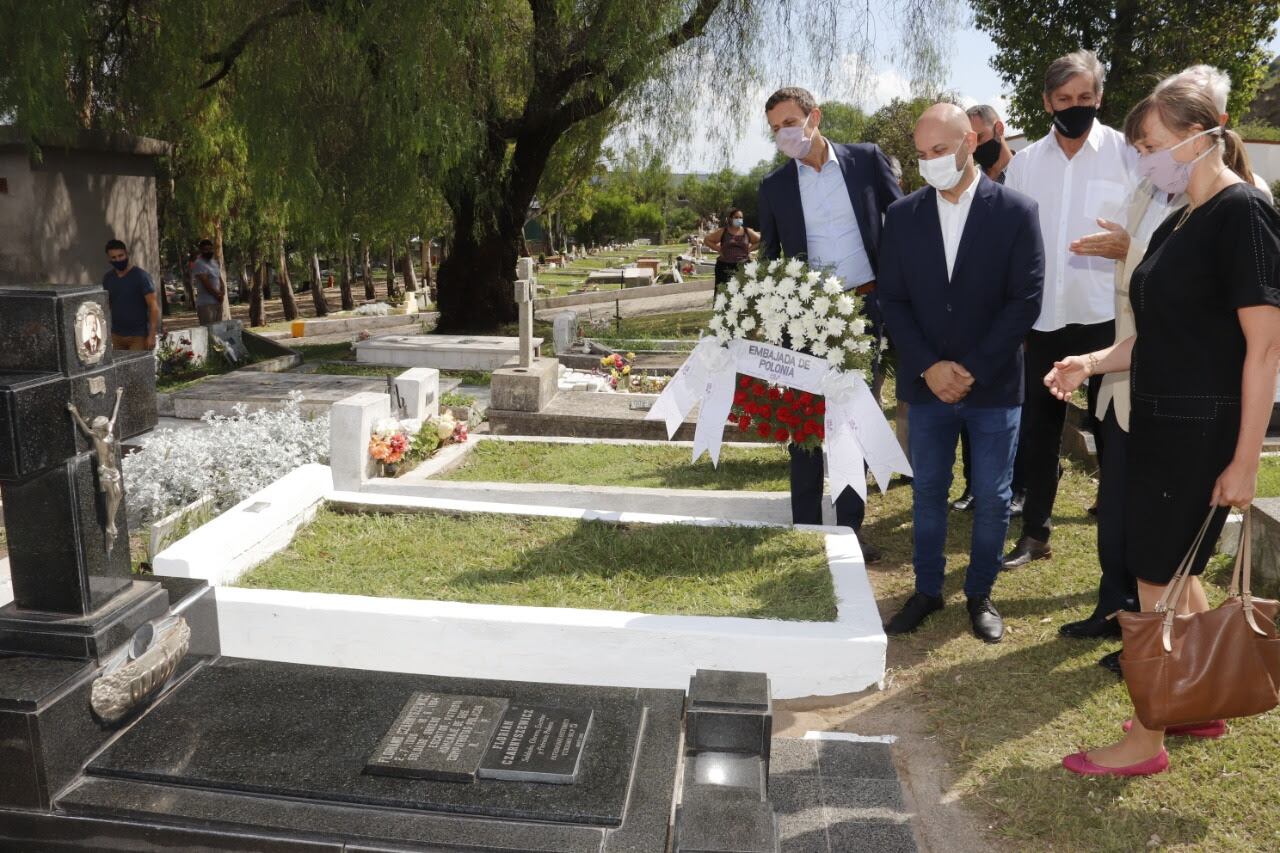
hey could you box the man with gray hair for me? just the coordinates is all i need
[1001,49,1136,570]
[1158,65,1273,201]
[966,104,1015,183]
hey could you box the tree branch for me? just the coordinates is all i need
[198,0,312,89]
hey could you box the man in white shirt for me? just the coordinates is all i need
[1002,50,1137,569]
[879,104,1044,642]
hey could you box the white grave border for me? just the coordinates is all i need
[152,468,887,699]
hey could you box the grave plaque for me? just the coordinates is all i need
[365,691,509,782]
[478,704,594,784]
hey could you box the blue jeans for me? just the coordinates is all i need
[909,400,1020,598]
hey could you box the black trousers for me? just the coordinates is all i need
[1094,408,1138,615]
[789,444,865,530]
[1014,321,1115,543]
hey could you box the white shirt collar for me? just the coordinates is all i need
[938,172,980,207]
[1053,118,1103,156]
[797,138,839,174]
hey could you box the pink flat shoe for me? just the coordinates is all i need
[1122,719,1226,739]
[1062,748,1169,777]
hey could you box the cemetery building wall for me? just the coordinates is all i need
[0,130,166,286]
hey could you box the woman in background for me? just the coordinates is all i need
[704,208,759,293]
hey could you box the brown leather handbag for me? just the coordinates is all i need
[1118,510,1280,730]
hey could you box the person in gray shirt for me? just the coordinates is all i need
[193,238,225,326]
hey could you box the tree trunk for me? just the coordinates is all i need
[402,239,418,292]
[158,272,171,317]
[277,240,299,321]
[248,249,266,327]
[214,219,231,320]
[339,249,355,311]
[182,255,196,308]
[436,190,520,332]
[362,243,375,300]
[422,238,435,303]
[385,245,398,298]
[308,252,330,316]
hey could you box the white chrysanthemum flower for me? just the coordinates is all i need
[803,316,821,340]
[740,316,756,332]
[730,293,747,313]
[836,294,856,316]
[714,294,727,311]
[805,270,822,284]
[810,340,829,356]
[813,295,832,316]
[715,328,731,344]
[776,276,796,297]
[728,280,740,295]
[769,259,782,273]
[859,339,875,353]
[785,258,804,277]
[763,320,785,344]
[827,346,845,365]
[826,316,847,336]
[742,280,759,298]
[743,260,759,278]
[759,275,775,291]
[797,283,813,302]
[822,276,843,295]
[783,297,802,317]
[787,320,807,347]
[851,318,867,335]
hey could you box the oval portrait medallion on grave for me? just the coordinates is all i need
[75,301,107,366]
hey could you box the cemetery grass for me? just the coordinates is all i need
[1257,455,1280,498]
[861,452,1280,851]
[439,442,790,491]
[237,508,836,620]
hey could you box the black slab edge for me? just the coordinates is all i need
[688,670,770,711]
[84,659,662,828]
[675,788,779,853]
[155,575,220,657]
[0,285,111,378]
[0,581,169,660]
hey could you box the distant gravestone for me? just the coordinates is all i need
[552,311,577,354]
[208,319,250,364]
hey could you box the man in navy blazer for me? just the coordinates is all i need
[758,87,902,560]
[879,104,1044,643]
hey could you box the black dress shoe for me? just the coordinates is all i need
[861,541,884,564]
[1098,650,1122,677]
[1059,613,1122,640]
[884,592,944,635]
[1002,536,1051,569]
[950,490,975,512]
[1009,491,1025,518]
[967,596,1004,643]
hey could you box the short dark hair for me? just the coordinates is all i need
[765,87,817,115]
[198,238,214,249]
[727,208,744,220]
[104,239,127,254]
[965,104,1001,127]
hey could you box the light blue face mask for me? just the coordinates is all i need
[731,218,744,227]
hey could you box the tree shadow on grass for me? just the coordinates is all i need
[443,518,838,621]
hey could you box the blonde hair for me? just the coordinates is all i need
[1125,78,1250,182]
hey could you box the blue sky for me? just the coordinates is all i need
[668,16,1280,173]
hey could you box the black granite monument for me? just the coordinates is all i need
[0,285,781,851]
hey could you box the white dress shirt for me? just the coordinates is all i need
[1005,119,1138,331]
[797,140,875,289]
[936,173,979,279]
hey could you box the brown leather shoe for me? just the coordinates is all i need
[1002,536,1051,569]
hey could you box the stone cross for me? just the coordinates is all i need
[515,257,537,368]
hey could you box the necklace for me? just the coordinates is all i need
[1172,204,1194,231]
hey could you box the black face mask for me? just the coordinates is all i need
[201,251,215,260]
[1052,104,1097,139]
[974,137,1002,170]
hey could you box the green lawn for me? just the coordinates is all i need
[439,442,790,491]
[291,340,357,362]
[237,507,836,621]
[309,361,400,377]
[155,356,244,392]
[1257,455,1280,498]
[579,310,713,342]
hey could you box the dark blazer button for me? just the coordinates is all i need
[946,304,953,312]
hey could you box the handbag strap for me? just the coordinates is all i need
[1226,508,1269,638]
[1155,512,1216,652]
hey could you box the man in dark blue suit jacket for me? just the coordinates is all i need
[758,87,902,560]
[878,103,1044,643]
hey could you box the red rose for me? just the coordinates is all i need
[738,415,751,431]
[756,421,771,438]
[774,427,790,443]
[768,387,782,401]
[743,402,756,415]
[777,407,793,423]
[803,405,815,416]
[739,376,751,388]
[816,425,825,440]
[751,382,765,396]
[816,401,826,415]
[758,405,771,419]
[805,420,819,435]
[734,390,747,405]
[784,390,796,403]
[799,392,813,405]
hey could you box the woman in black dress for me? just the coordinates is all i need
[1045,80,1280,776]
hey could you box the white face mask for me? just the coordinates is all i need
[775,113,815,160]
[918,142,968,191]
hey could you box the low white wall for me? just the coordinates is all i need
[154,484,886,698]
